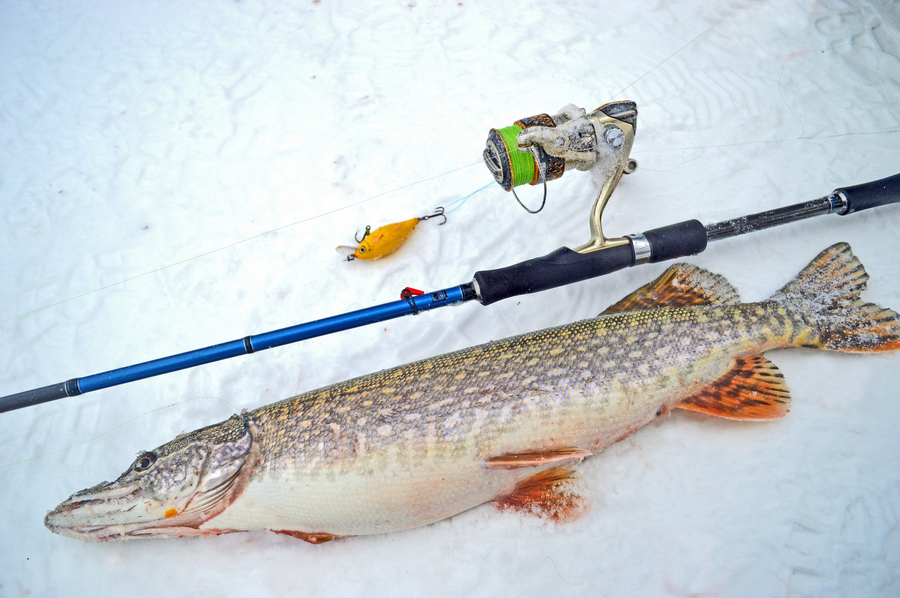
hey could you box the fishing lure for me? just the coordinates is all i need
[337,207,446,261]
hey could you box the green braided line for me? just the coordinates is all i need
[495,124,535,188]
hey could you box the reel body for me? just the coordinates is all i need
[483,101,639,253]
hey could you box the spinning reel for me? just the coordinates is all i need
[483,101,639,253]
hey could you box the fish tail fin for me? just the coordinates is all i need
[769,242,900,353]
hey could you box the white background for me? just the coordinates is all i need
[1,1,899,596]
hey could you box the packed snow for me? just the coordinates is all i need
[1,1,899,596]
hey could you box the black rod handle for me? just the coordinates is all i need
[474,244,636,306]
[642,219,708,262]
[835,172,900,214]
[473,220,708,306]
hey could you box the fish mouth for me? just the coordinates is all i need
[44,482,200,541]
[46,483,143,541]
[44,478,244,541]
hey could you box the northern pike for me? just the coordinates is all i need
[45,243,900,543]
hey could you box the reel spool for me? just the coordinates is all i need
[483,101,639,253]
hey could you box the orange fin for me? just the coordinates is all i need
[272,530,343,544]
[769,242,900,353]
[493,468,590,523]
[676,355,791,420]
[602,263,740,315]
[484,447,592,469]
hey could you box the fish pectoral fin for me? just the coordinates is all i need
[484,447,592,469]
[493,467,590,523]
[601,263,740,315]
[676,355,791,420]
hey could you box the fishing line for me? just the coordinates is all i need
[778,63,806,140]
[774,28,869,144]
[0,395,238,470]
[1,160,483,324]
[0,0,778,326]
[613,0,752,98]
[635,128,900,159]
[621,3,884,171]
[444,181,495,214]
[633,148,706,173]
[495,125,536,188]
[545,556,583,586]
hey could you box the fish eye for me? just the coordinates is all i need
[133,452,157,472]
[359,246,367,252]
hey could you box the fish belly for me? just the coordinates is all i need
[200,459,527,536]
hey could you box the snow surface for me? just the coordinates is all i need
[1,1,899,596]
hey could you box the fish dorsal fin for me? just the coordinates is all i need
[484,447,592,469]
[493,467,590,523]
[601,263,740,315]
[676,355,791,420]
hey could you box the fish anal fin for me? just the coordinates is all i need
[677,355,791,420]
[602,263,740,315]
[272,530,344,544]
[484,447,592,469]
[493,468,590,523]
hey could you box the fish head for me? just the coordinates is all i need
[45,413,258,541]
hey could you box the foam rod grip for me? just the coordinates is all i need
[473,243,635,306]
[642,219,708,263]
[835,172,900,214]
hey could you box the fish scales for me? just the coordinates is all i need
[217,316,695,534]
[251,303,792,471]
[45,243,900,542]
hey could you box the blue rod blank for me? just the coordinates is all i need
[0,285,473,413]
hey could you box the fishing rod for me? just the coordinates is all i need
[2,101,899,414]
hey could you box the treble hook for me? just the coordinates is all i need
[418,206,447,225]
[354,225,372,244]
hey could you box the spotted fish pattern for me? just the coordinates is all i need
[45,243,900,542]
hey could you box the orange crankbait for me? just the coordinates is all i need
[338,207,446,261]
